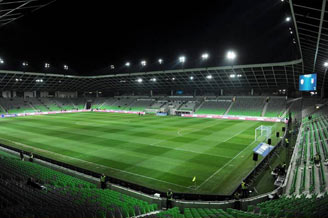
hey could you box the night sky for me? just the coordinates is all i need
[0,0,299,75]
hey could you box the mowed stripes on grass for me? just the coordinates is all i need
[0,112,284,194]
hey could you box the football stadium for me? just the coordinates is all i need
[0,0,328,217]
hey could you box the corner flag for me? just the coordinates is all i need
[192,176,196,182]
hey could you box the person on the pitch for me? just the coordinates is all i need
[100,173,106,189]
[166,189,173,209]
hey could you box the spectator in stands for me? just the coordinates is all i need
[314,153,321,166]
[100,173,106,189]
[29,153,34,162]
[241,181,248,198]
[166,189,173,209]
[20,151,24,161]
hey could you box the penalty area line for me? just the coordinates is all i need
[196,139,256,190]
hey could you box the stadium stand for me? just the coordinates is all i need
[264,97,287,117]
[71,98,86,110]
[228,96,266,117]
[177,101,197,111]
[150,100,167,109]
[286,106,328,196]
[0,149,157,218]
[127,98,154,111]
[28,98,49,112]
[142,193,328,217]
[39,98,62,111]
[0,97,35,114]
[195,97,232,115]
[102,97,135,110]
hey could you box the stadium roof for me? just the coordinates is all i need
[290,0,328,90]
[0,0,55,27]
[0,59,302,92]
[0,1,326,92]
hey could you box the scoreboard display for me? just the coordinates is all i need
[299,74,317,91]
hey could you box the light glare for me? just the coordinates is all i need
[201,53,209,60]
[226,51,236,60]
[179,56,186,63]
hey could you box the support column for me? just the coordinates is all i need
[150,90,153,97]
[171,90,173,96]
[220,89,224,96]
[251,89,254,96]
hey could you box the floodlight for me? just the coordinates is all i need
[179,56,186,63]
[237,74,242,78]
[201,53,209,60]
[285,17,291,22]
[158,59,163,64]
[150,78,156,82]
[190,76,194,80]
[141,60,146,66]
[230,74,236,78]
[226,51,236,60]
[290,31,293,34]
[64,65,68,70]
[125,62,130,67]
[137,78,143,83]
[0,58,4,64]
[324,62,328,67]
[206,75,212,79]
[110,65,115,69]
[44,63,50,68]
[172,77,176,81]
[22,61,28,67]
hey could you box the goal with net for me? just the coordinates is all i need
[255,125,272,141]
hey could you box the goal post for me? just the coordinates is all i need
[255,125,272,142]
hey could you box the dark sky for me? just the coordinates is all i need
[0,0,299,75]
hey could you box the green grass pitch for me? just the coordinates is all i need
[0,112,285,195]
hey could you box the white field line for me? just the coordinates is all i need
[0,138,191,190]
[196,139,256,190]
[196,122,281,190]
[147,120,244,159]
[148,143,232,159]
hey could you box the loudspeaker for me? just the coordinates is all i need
[276,132,280,137]
[253,153,258,161]
[268,138,272,145]
[282,127,286,132]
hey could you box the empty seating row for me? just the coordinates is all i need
[228,97,265,117]
[0,150,157,218]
